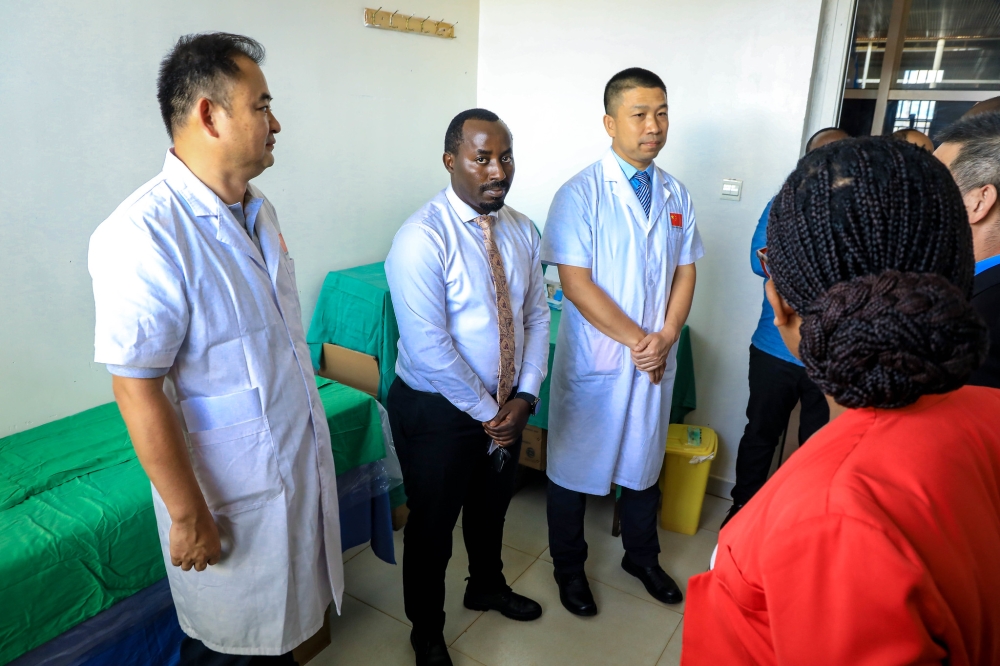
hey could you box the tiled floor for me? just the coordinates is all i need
[313,476,731,666]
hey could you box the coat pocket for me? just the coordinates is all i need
[180,388,284,515]
[186,417,283,515]
[586,323,622,375]
[566,319,623,376]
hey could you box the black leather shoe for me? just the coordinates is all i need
[553,570,597,616]
[720,503,744,530]
[464,586,543,621]
[621,555,683,604]
[410,630,453,666]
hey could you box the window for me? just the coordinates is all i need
[840,0,1000,139]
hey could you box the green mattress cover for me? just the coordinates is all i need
[0,457,163,664]
[0,378,383,664]
[0,402,133,511]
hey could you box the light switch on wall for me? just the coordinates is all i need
[721,179,743,201]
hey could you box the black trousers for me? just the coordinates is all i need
[387,378,521,640]
[547,480,661,574]
[731,345,829,507]
[179,638,296,665]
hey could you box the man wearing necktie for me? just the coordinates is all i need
[541,68,703,616]
[385,108,549,666]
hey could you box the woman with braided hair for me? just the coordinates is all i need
[682,138,1000,665]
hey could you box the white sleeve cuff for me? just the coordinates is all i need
[539,252,591,269]
[468,394,501,422]
[106,364,170,379]
[516,366,544,397]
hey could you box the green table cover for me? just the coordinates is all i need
[0,378,384,664]
[671,325,698,425]
[307,262,399,404]
[306,262,695,431]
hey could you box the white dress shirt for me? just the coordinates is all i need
[385,185,550,422]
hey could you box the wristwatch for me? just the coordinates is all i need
[514,392,540,415]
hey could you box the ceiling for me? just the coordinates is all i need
[853,0,1000,41]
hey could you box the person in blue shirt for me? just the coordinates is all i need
[723,127,848,527]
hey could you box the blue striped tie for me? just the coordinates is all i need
[632,170,651,218]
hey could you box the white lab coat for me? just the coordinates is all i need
[89,151,343,655]
[540,149,704,496]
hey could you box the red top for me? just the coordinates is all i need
[683,387,1000,666]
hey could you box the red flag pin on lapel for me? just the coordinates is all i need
[278,233,288,254]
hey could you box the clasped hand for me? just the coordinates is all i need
[483,397,531,447]
[631,328,678,385]
[169,508,222,572]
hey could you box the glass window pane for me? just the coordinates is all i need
[845,0,894,89]
[894,0,1000,90]
[882,99,976,140]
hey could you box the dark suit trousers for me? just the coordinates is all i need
[731,344,829,507]
[387,378,521,640]
[547,480,662,573]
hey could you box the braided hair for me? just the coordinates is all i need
[767,137,988,408]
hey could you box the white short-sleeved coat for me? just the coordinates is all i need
[89,151,343,655]
[540,149,704,495]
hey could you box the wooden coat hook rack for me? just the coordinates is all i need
[363,7,456,39]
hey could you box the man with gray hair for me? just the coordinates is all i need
[935,112,1000,388]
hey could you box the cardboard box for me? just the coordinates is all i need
[292,605,331,664]
[319,344,380,397]
[519,425,547,471]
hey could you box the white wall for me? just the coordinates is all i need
[477,0,826,491]
[0,0,479,436]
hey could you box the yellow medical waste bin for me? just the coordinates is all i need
[658,424,718,535]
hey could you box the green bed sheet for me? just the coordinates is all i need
[0,402,133,512]
[0,378,383,665]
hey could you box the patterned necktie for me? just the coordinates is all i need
[632,169,652,218]
[474,214,516,406]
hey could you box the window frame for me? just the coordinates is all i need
[843,0,997,135]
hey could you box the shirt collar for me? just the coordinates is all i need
[164,149,264,232]
[975,253,1000,276]
[227,197,265,239]
[227,202,245,225]
[445,184,500,224]
[161,149,222,218]
[612,148,654,182]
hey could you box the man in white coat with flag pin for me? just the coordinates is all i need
[540,67,703,616]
